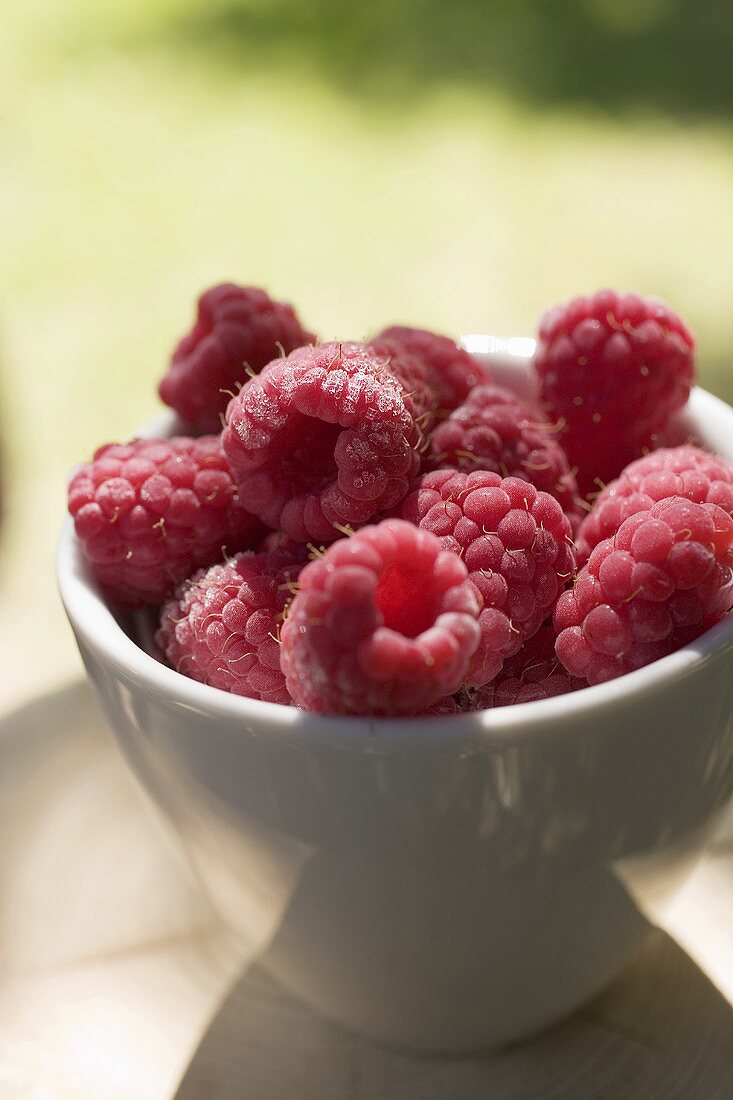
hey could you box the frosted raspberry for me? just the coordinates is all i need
[366,335,439,432]
[534,290,695,495]
[68,436,260,608]
[372,325,488,414]
[222,342,429,544]
[156,546,307,704]
[466,623,584,708]
[428,384,583,526]
[555,497,733,685]
[577,446,733,563]
[280,519,481,715]
[159,283,315,432]
[399,469,576,686]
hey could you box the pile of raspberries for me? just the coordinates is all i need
[68,283,733,716]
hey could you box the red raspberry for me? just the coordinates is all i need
[68,436,260,608]
[399,469,576,686]
[428,384,583,526]
[156,546,307,704]
[258,529,307,555]
[372,325,488,414]
[222,342,429,544]
[466,623,584,708]
[577,446,733,563]
[555,497,733,685]
[366,335,440,432]
[534,290,695,495]
[159,284,315,432]
[280,519,481,715]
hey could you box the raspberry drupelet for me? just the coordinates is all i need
[428,383,583,527]
[280,519,482,715]
[533,289,695,496]
[372,325,488,415]
[576,445,733,564]
[465,623,584,708]
[555,497,733,685]
[399,469,576,687]
[68,436,261,608]
[159,283,316,432]
[156,545,307,704]
[222,341,432,544]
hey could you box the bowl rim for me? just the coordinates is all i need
[57,337,733,748]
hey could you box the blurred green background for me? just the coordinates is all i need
[1,0,732,711]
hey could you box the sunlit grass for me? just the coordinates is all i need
[1,6,732,709]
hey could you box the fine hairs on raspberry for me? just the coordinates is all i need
[399,469,576,687]
[465,623,583,708]
[157,545,307,704]
[371,325,489,414]
[576,445,733,563]
[222,341,431,544]
[534,289,695,495]
[280,519,482,715]
[555,497,733,685]
[428,383,583,527]
[159,283,316,433]
[68,436,262,608]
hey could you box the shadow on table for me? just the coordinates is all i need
[0,681,213,974]
[7,684,731,1096]
[174,930,733,1099]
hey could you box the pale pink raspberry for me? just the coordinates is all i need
[280,519,481,715]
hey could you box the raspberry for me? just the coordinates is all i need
[577,446,733,563]
[258,529,307,555]
[222,342,429,544]
[555,497,733,685]
[156,546,307,704]
[159,283,315,432]
[428,384,583,526]
[68,436,260,608]
[533,290,695,495]
[280,519,481,715]
[466,623,584,708]
[372,325,488,414]
[399,469,576,686]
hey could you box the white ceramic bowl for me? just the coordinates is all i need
[58,340,733,1052]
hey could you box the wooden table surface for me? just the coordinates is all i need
[2,681,733,1099]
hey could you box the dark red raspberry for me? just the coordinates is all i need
[466,623,584,708]
[68,436,260,608]
[159,283,315,432]
[258,529,308,555]
[222,342,430,544]
[420,696,462,716]
[555,497,733,685]
[428,383,583,527]
[577,445,733,563]
[157,546,307,704]
[399,469,576,687]
[280,519,481,715]
[372,325,488,414]
[533,290,695,495]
